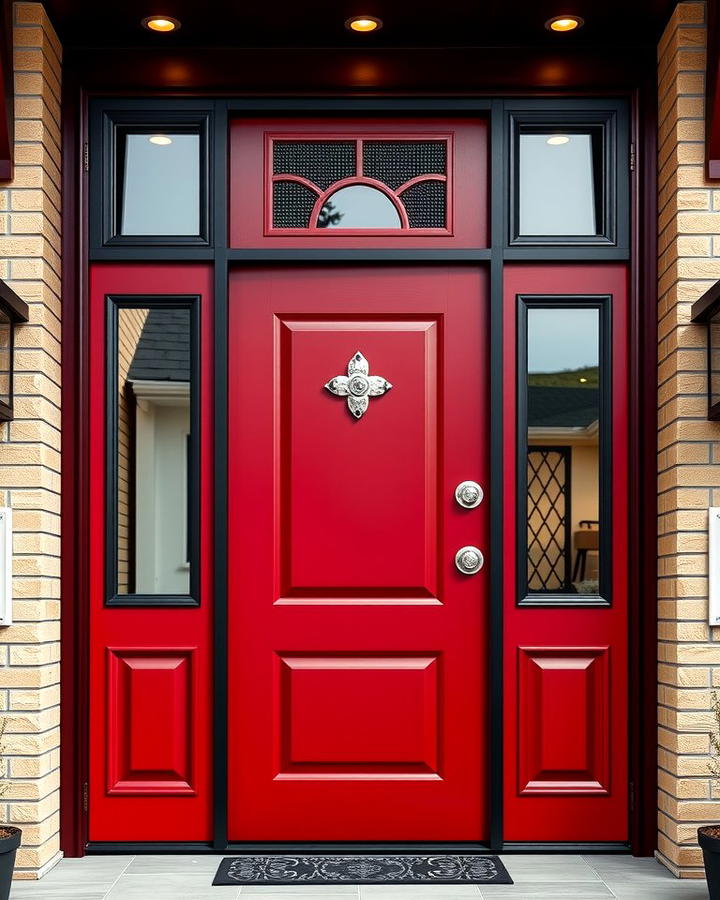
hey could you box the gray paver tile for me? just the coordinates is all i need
[498,855,602,883]
[478,884,614,898]
[104,872,240,899]
[125,855,226,875]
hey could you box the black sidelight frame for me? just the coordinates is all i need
[89,100,214,253]
[505,100,630,254]
[104,294,201,608]
[516,294,613,607]
[61,91,658,859]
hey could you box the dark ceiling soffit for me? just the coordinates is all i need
[0,0,13,182]
[0,277,29,323]
[66,45,657,93]
[691,278,720,322]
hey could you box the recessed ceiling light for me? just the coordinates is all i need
[141,15,181,32]
[545,15,584,32]
[546,134,570,145]
[345,15,383,32]
[149,134,173,145]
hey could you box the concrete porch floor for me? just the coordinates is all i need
[5,855,712,900]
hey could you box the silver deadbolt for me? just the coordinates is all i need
[455,546,484,575]
[455,480,483,509]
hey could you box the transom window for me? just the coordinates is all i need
[268,135,451,232]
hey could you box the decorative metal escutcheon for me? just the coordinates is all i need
[324,351,392,420]
[455,545,484,575]
[455,480,483,509]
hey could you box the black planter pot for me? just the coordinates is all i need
[0,827,20,900]
[699,827,720,899]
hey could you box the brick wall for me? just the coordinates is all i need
[658,0,720,878]
[0,1,62,879]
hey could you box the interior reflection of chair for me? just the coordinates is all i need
[572,520,599,582]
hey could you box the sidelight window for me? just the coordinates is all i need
[106,296,200,606]
[517,297,611,605]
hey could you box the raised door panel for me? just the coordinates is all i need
[106,648,195,795]
[517,647,609,795]
[277,654,439,776]
[278,317,439,599]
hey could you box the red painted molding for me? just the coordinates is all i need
[0,0,14,182]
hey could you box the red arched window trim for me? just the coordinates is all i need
[266,132,453,236]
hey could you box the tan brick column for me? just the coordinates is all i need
[0,1,62,880]
[657,0,720,879]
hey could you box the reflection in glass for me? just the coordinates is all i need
[317,185,402,229]
[116,307,191,595]
[526,307,600,595]
[119,132,200,236]
[519,131,599,236]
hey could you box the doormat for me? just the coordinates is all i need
[213,854,513,885]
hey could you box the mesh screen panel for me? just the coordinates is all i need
[273,141,356,190]
[272,181,317,228]
[399,180,446,228]
[362,140,446,189]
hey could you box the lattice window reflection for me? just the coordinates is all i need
[270,136,449,231]
[527,447,572,593]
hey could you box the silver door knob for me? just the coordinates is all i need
[455,546,484,575]
[455,480,483,508]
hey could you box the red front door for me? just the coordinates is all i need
[227,265,489,840]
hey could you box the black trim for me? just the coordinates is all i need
[211,99,230,851]
[501,842,630,854]
[104,294,201,608]
[488,98,504,853]
[227,249,493,262]
[516,294,613,608]
[86,840,631,855]
[89,100,214,252]
[505,100,630,253]
[690,277,720,420]
[0,277,30,323]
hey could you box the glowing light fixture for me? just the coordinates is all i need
[545,15,584,32]
[346,15,383,32]
[579,376,588,383]
[149,134,173,145]
[141,15,181,32]
[546,135,570,145]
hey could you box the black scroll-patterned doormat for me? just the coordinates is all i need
[213,854,513,885]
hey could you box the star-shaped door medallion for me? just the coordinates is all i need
[324,351,392,420]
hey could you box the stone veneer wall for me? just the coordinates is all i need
[0,1,62,879]
[657,0,720,878]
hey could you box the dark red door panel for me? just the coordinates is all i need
[228,266,489,840]
[503,264,629,841]
[88,264,213,841]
